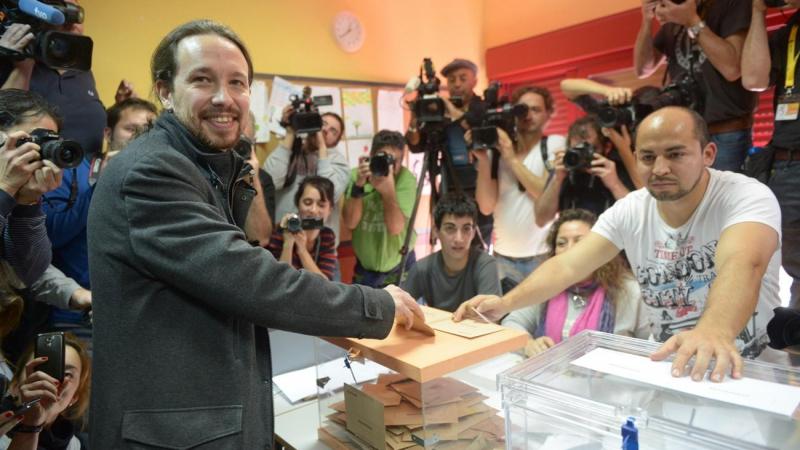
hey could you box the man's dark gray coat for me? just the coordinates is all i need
[87,113,395,449]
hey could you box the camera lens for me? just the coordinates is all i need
[40,139,84,169]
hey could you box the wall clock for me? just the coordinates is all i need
[333,11,365,53]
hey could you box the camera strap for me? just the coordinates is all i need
[519,135,549,192]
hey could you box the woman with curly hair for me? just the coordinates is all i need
[502,208,650,357]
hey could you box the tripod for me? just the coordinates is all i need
[396,125,465,282]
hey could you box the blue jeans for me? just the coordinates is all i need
[768,159,800,308]
[711,129,752,173]
[494,252,548,293]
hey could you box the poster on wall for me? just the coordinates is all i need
[307,85,343,118]
[377,89,405,133]
[267,76,301,137]
[342,88,374,139]
[249,80,270,143]
[345,138,372,169]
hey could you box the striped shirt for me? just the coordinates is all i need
[0,190,51,286]
[267,226,337,280]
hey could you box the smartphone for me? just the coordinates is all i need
[35,332,65,383]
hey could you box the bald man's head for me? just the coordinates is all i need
[636,107,710,150]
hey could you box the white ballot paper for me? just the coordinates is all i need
[572,348,800,418]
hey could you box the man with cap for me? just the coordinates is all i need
[406,58,493,249]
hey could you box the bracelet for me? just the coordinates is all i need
[350,184,365,198]
[14,423,43,433]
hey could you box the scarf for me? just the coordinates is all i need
[539,283,615,344]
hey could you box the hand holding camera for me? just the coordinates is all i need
[656,0,700,28]
[355,155,370,188]
[495,128,516,161]
[0,23,34,70]
[16,159,62,205]
[0,130,41,197]
[589,153,621,189]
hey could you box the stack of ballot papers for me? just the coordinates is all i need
[322,373,505,449]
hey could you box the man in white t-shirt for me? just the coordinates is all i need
[457,106,782,382]
[473,85,566,290]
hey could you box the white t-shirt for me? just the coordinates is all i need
[593,169,783,361]
[493,134,566,257]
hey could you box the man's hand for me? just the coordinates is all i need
[371,165,396,196]
[442,97,464,122]
[656,0,701,28]
[16,160,62,204]
[384,284,424,331]
[642,0,659,20]
[604,87,633,106]
[496,128,516,161]
[280,105,295,129]
[355,156,370,188]
[69,287,92,310]
[0,23,34,54]
[453,294,509,323]
[590,153,622,189]
[524,336,555,358]
[0,131,42,197]
[114,79,137,104]
[752,0,768,13]
[552,149,568,182]
[651,327,743,382]
[603,126,633,153]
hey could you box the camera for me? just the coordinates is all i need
[368,151,395,177]
[286,213,324,233]
[563,142,596,171]
[412,58,446,127]
[591,76,703,130]
[765,0,787,6]
[17,128,84,168]
[0,0,93,71]
[465,81,528,150]
[287,86,333,135]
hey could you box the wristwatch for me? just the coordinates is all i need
[687,20,706,40]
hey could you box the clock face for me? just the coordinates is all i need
[332,11,365,53]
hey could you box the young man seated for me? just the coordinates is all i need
[401,192,500,311]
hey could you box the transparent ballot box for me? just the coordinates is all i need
[499,331,800,450]
[314,306,528,449]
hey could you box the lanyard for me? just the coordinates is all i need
[786,25,799,92]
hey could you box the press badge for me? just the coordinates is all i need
[776,92,800,121]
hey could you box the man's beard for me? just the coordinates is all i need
[647,171,703,201]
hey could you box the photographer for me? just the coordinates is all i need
[560,77,646,188]
[344,130,418,288]
[267,176,336,280]
[0,89,63,286]
[1,333,90,450]
[472,85,566,289]
[535,115,637,225]
[263,106,348,244]
[634,0,757,172]
[406,58,493,248]
[742,0,800,312]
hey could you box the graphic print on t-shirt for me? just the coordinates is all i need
[637,235,768,358]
